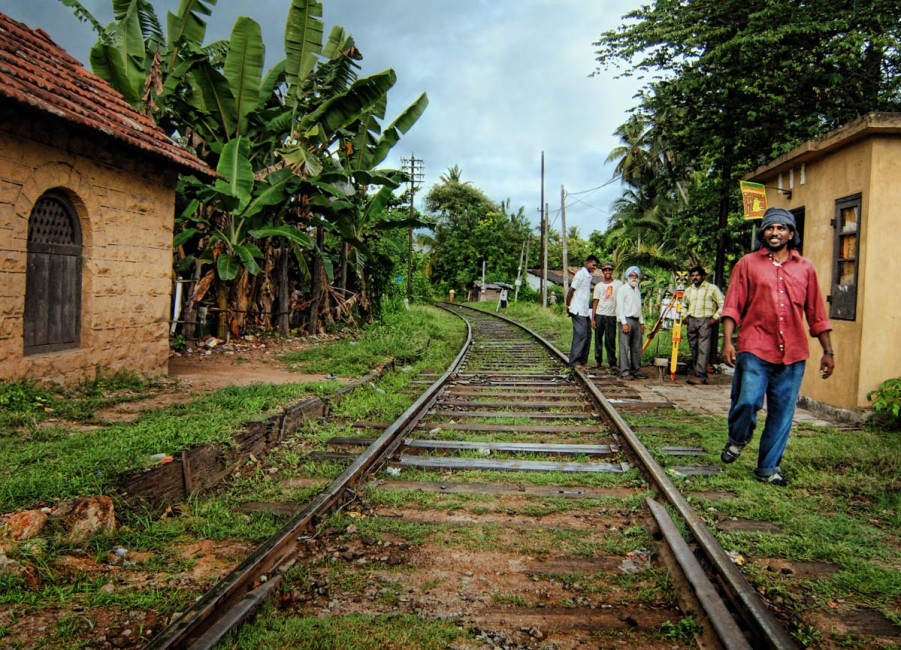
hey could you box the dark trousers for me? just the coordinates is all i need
[569,315,591,366]
[594,315,617,366]
[686,316,714,378]
[618,317,642,376]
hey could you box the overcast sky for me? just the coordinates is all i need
[6,0,644,239]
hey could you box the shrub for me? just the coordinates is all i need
[867,378,901,430]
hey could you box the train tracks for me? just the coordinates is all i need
[147,304,796,649]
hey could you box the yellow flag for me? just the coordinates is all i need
[740,181,767,219]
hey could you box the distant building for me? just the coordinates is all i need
[742,112,901,413]
[525,267,605,292]
[467,282,505,303]
[0,13,214,384]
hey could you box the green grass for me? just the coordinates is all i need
[621,400,901,622]
[0,369,165,429]
[0,383,319,511]
[279,304,455,377]
[228,610,466,649]
[0,305,465,517]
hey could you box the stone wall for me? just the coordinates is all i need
[0,112,179,384]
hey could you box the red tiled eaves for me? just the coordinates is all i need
[0,12,214,179]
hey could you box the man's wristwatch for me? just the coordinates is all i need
[823,349,835,356]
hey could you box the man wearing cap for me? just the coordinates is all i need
[591,262,621,371]
[616,266,645,380]
[566,254,599,369]
[683,266,725,385]
[720,207,834,486]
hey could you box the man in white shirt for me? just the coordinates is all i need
[566,254,599,368]
[591,262,621,370]
[616,265,646,379]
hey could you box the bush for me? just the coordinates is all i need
[867,378,901,429]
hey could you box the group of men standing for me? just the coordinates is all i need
[562,207,835,487]
[565,256,724,384]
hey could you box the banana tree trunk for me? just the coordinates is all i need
[338,241,348,292]
[308,226,325,335]
[182,259,202,340]
[277,243,290,337]
[216,281,229,340]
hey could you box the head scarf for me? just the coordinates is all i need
[625,265,641,279]
[758,207,801,248]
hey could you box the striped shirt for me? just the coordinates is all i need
[683,281,724,319]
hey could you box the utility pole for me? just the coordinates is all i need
[518,234,531,303]
[514,239,525,303]
[539,151,546,307]
[543,202,549,306]
[401,154,424,304]
[481,259,487,300]
[561,185,568,298]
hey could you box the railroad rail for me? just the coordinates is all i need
[146,303,796,649]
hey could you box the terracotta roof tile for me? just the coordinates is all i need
[0,12,214,178]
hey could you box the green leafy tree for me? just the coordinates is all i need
[425,169,529,295]
[595,0,901,284]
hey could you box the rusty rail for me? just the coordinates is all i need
[446,302,796,650]
[145,318,473,648]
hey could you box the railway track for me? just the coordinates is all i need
[147,304,797,649]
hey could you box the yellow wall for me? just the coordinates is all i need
[752,132,901,409]
[858,137,901,405]
[0,114,178,383]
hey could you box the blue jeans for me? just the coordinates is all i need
[727,352,805,477]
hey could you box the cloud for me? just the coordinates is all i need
[5,0,644,237]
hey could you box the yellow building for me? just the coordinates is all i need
[743,112,901,413]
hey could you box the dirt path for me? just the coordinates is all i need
[95,337,348,423]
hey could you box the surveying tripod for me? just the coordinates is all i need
[642,271,690,381]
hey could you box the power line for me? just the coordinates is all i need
[564,176,620,197]
[566,194,609,215]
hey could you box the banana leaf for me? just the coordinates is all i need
[302,70,396,144]
[284,0,323,95]
[190,61,236,139]
[89,41,141,104]
[248,225,313,248]
[214,137,254,207]
[224,17,264,137]
[370,92,429,167]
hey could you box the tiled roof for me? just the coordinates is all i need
[528,267,606,285]
[0,12,214,178]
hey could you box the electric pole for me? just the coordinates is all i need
[544,202,549,306]
[401,154,424,304]
[539,151,546,307]
[514,239,525,303]
[561,185,568,298]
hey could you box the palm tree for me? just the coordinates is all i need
[439,165,465,184]
[605,115,654,186]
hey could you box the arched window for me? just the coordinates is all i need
[24,190,82,354]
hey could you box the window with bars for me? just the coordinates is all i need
[830,194,861,321]
[24,190,82,354]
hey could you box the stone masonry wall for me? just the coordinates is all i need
[0,113,179,384]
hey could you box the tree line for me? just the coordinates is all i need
[594,0,901,288]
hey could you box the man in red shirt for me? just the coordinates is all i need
[720,207,835,486]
